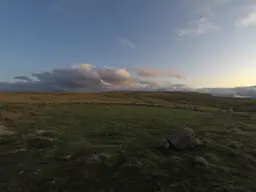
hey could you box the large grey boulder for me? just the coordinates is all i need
[162,126,202,149]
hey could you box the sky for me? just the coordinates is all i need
[0,0,256,90]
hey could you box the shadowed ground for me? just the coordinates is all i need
[0,92,256,192]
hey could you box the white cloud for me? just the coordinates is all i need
[195,0,232,15]
[117,37,136,48]
[177,0,231,38]
[177,0,256,38]
[14,76,34,82]
[236,11,256,27]
[178,17,219,37]
[0,64,184,91]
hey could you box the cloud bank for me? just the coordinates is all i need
[1,64,256,98]
[0,64,184,92]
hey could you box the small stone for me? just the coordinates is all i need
[170,156,184,162]
[204,153,220,162]
[35,130,55,138]
[0,122,14,135]
[63,154,71,160]
[137,161,142,166]
[195,156,209,168]
[195,138,203,145]
[34,169,41,176]
[18,170,24,175]
[99,154,107,162]
[23,134,54,149]
[87,153,100,162]
[162,140,171,149]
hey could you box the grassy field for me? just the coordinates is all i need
[0,91,256,192]
[0,91,256,112]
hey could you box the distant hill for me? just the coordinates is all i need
[197,85,256,98]
[0,91,255,112]
[0,81,256,98]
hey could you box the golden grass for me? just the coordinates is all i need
[0,91,255,113]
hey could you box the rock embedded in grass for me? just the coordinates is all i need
[204,153,221,163]
[35,129,56,138]
[195,156,209,168]
[22,134,54,149]
[0,122,14,135]
[161,126,202,150]
[162,139,171,149]
[195,138,203,145]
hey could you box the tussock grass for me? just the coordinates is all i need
[0,92,256,191]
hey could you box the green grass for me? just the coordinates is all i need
[1,102,256,192]
[0,91,256,112]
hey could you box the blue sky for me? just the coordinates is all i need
[0,0,256,89]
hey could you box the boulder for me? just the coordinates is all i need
[162,126,202,149]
